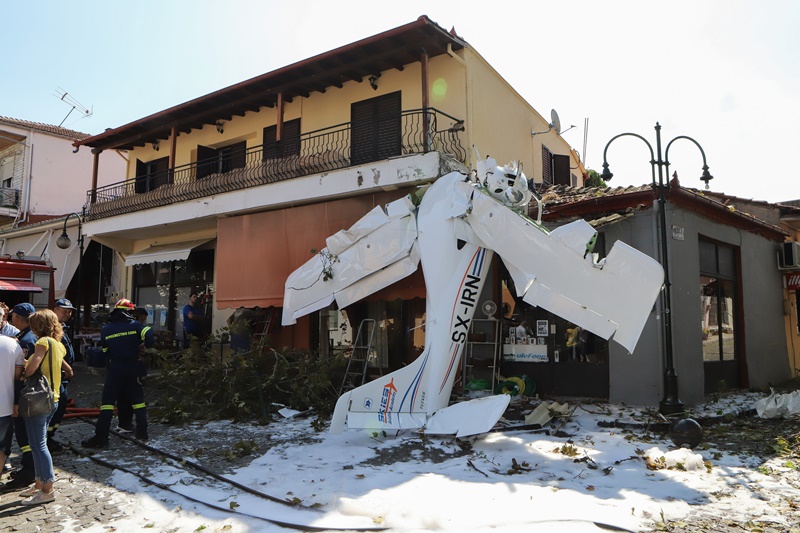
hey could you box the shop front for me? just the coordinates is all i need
[131,245,215,348]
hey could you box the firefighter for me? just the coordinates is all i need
[81,299,153,448]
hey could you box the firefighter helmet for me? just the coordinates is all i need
[114,298,135,310]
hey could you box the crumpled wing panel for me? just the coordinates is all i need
[464,184,663,353]
[283,198,418,325]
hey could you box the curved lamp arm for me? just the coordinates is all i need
[601,132,657,187]
[56,212,83,250]
[664,135,713,188]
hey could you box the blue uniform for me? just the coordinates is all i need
[94,315,154,441]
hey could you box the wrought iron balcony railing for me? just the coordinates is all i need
[86,108,465,220]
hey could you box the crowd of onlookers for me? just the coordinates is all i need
[1,297,154,506]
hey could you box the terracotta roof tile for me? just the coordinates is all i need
[0,116,89,140]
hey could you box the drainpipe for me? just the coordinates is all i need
[19,136,35,226]
[446,44,473,168]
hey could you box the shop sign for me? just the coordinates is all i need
[787,272,800,290]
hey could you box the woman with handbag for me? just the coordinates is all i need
[16,309,72,505]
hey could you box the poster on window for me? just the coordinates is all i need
[536,320,549,337]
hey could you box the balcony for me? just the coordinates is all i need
[0,188,21,210]
[86,108,465,220]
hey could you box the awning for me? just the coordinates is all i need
[125,239,212,267]
[0,280,43,292]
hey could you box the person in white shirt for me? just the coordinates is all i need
[515,320,531,343]
[0,332,24,470]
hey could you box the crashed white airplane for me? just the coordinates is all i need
[283,155,664,437]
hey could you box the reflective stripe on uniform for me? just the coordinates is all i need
[105,330,139,340]
[100,404,115,411]
[141,326,151,341]
[132,403,146,410]
[102,347,109,352]
[20,445,31,453]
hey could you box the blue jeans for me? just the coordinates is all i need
[25,402,58,484]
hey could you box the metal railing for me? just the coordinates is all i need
[0,188,21,209]
[86,108,465,220]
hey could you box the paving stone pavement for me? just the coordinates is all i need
[0,361,153,532]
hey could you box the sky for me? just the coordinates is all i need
[3,1,799,203]
[58,390,800,532]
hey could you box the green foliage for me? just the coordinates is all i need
[151,332,344,428]
[584,169,607,188]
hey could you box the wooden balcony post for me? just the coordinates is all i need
[420,49,430,152]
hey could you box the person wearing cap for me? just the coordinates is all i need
[82,299,154,448]
[0,303,39,490]
[46,299,76,451]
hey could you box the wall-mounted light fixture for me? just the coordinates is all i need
[216,121,224,134]
[369,74,381,91]
[152,140,160,151]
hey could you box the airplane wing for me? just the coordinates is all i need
[461,182,664,353]
[282,196,419,325]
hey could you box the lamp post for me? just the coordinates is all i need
[600,122,713,415]
[56,210,85,335]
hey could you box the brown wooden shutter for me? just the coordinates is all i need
[553,154,570,186]
[197,145,216,179]
[541,146,552,185]
[263,125,277,159]
[351,91,401,165]
[152,156,170,189]
[227,141,247,170]
[135,159,147,193]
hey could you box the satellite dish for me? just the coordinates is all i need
[530,108,562,137]
[481,300,498,318]
[550,109,562,135]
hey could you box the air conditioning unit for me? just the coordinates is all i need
[782,241,800,268]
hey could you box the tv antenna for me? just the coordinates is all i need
[54,87,93,127]
[531,109,574,137]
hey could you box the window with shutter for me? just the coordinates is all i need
[541,146,552,186]
[135,156,170,193]
[263,119,301,159]
[553,154,570,186]
[196,141,247,180]
[351,91,401,166]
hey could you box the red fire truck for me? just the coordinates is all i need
[0,255,56,310]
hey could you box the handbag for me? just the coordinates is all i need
[19,339,56,418]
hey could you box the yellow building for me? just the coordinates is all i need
[74,16,584,361]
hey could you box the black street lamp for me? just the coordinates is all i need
[601,122,713,415]
[56,210,85,335]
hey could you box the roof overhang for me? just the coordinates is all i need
[74,16,466,152]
